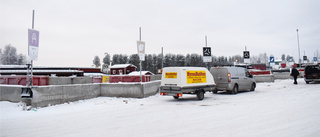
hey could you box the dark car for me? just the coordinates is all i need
[304,65,320,84]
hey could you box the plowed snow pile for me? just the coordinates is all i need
[1,79,319,137]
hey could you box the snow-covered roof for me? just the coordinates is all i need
[84,73,107,77]
[128,71,154,75]
[110,64,136,69]
[0,65,98,69]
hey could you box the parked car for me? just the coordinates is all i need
[210,67,256,94]
[304,65,320,84]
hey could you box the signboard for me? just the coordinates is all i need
[270,56,275,63]
[137,41,145,61]
[243,51,250,64]
[303,56,307,61]
[203,47,212,62]
[165,72,177,78]
[243,51,250,59]
[102,76,109,83]
[186,71,207,84]
[28,29,39,60]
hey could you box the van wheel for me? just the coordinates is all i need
[231,85,238,94]
[197,89,205,100]
[173,96,179,99]
[250,83,256,91]
[305,81,310,84]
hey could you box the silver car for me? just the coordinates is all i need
[210,67,256,94]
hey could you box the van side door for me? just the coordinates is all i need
[239,69,253,90]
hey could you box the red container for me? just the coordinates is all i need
[93,77,102,83]
[249,70,271,75]
[0,76,49,86]
[109,75,151,83]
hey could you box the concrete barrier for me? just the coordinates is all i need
[150,74,161,81]
[100,81,161,98]
[0,85,23,102]
[272,72,291,79]
[31,84,100,108]
[1,80,161,108]
[253,75,275,83]
[48,77,93,85]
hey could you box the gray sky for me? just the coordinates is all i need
[1,0,319,67]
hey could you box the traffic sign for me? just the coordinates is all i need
[203,47,211,56]
[137,41,145,61]
[243,51,250,59]
[303,56,307,61]
[270,56,275,63]
[314,57,318,62]
[28,29,39,61]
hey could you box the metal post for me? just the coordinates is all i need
[205,36,208,69]
[205,36,207,47]
[296,29,301,70]
[139,27,142,82]
[161,47,163,69]
[30,10,35,87]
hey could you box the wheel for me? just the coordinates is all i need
[250,83,256,91]
[305,81,310,84]
[231,85,238,94]
[196,89,205,100]
[213,89,218,94]
[173,96,179,99]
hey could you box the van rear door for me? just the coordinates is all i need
[210,67,228,88]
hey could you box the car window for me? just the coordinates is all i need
[245,70,252,77]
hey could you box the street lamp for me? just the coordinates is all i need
[296,29,301,70]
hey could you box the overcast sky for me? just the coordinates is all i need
[1,0,319,67]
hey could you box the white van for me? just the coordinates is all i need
[210,67,256,94]
[160,67,215,100]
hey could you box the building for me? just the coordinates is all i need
[110,64,137,75]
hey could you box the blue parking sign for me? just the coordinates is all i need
[270,57,275,63]
[314,57,318,62]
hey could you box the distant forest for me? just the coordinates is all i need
[95,53,275,74]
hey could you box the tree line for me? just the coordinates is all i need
[93,53,271,74]
[0,44,27,65]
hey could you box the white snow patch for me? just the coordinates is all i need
[1,79,320,137]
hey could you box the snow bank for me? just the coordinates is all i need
[1,79,319,137]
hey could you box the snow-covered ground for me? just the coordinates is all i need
[1,78,319,137]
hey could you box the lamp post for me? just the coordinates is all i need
[296,29,301,70]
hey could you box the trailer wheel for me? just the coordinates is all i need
[213,89,218,94]
[197,89,205,100]
[173,96,179,99]
[231,84,238,94]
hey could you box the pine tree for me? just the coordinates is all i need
[93,55,101,67]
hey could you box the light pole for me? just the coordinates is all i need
[296,29,301,70]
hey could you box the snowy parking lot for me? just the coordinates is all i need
[1,78,320,137]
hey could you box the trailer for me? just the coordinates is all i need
[159,67,215,100]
